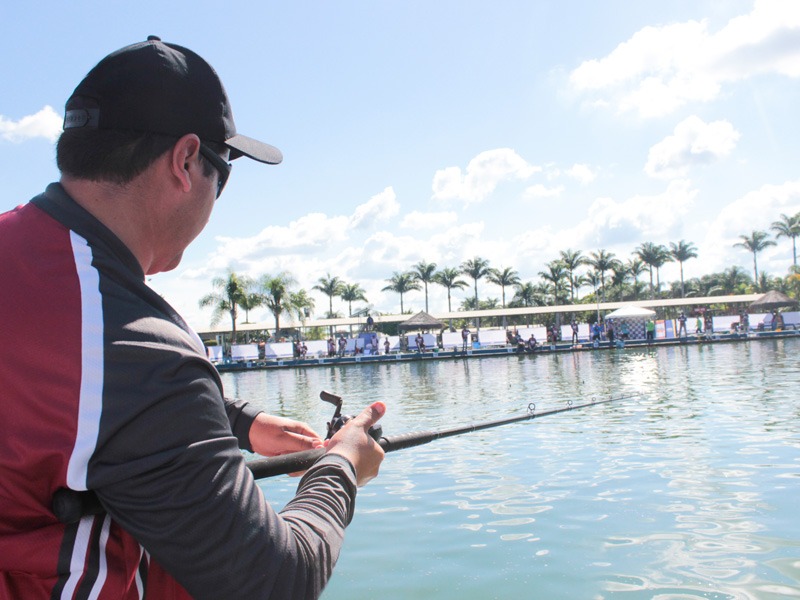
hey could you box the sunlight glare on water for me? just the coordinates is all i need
[222,338,800,599]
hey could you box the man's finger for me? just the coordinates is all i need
[349,401,386,430]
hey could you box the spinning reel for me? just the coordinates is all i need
[320,391,383,442]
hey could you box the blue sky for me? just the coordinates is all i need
[3,1,799,330]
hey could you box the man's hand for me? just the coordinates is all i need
[325,402,386,487]
[249,413,324,457]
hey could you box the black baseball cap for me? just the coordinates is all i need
[63,35,282,165]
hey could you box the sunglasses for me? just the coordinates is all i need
[198,143,232,198]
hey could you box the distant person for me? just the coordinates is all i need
[384,337,391,354]
[677,311,688,337]
[571,319,579,344]
[327,336,336,357]
[462,326,470,351]
[591,322,602,342]
[527,334,538,352]
[606,321,615,344]
[619,322,630,340]
[366,313,374,331]
[695,316,703,335]
[338,334,347,357]
[646,319,656,343]
[415,332,425,352]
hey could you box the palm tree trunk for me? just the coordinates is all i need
[680,262,685,298]
[753,253,759,288]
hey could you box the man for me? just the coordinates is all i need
[677,311,688,337]
[571,319,579,344]
[461,326,470,351]
[415,332,425,352]
[646,318,656,342]
[0,37,385,599]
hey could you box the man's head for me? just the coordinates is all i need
[57,36,281,190]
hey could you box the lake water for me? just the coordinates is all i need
[222,338,800,599]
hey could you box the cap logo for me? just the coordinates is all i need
[64,108,99,129]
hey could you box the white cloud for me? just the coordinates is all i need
[569,1,800,117]
[0,106,62,142]
[573,180,698,247]
[702,179,800,271]
[645,116,740,179]
[208,212,351,271]
[431,148,541,205]
[523,183,564,200]
[400,210,458,230]
[349,186,400,229]
[565,163,597,185]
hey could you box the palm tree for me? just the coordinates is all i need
[651,244,672,296]
[771,213,800,267]
[487,266,520,308]
[609,262,631,300]
[635,242,659,299]
[559,249,586,302]
[434,267,468,312]
[312,274,345,318]
[340,282,368,317]
[539,261,568,305]
[411,261,437,313]
[623,258,647,300]
[199,271,245,343]
[587,250,618,302]
[669,240,698,298]
[237,275,262,323]
[710,266,751,295]
[259,272,298,335]
[511,281,540,308]
[289,289,315,325]
[382,271,421,313]
[460,257,491,304]
[734,230,776,289]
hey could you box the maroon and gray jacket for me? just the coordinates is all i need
[0,183,357,599]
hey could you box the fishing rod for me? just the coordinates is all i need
[53,390,631,523]
[248,391,631,478]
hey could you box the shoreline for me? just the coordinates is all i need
[213,328,799,373]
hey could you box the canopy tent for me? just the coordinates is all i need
[397,311,445,331]
[605,306,656,319]
[748,290,798,311]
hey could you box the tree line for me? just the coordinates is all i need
[200,213,800,341]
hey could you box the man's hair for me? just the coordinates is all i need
[57,129,219,184]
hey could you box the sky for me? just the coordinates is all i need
[2,0,800,331]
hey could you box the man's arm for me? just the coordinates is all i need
[92,359,366,599]
[224,398,323,455]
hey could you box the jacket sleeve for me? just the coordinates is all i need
[225,397,262,452]
[90,341,356,600]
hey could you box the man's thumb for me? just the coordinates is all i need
[352,401,386,429]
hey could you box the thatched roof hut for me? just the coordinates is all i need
[397,311,445,331]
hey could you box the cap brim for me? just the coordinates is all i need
[226,133,283,165]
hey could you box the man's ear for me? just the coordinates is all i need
[170,134,202,193]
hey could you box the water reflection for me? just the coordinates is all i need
[220,339,800,599]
